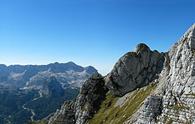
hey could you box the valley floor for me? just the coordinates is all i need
[22,91,43,122]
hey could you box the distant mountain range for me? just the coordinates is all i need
[0,62,97,89]
[0,62,97,124]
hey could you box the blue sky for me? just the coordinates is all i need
[0,0,195,75]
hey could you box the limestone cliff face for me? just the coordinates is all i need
[105,43,165,96]
[49,24,195,124]
[157,24,195,123]
[126,24,195,124]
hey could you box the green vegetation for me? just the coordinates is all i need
[186,93,195,97]
[0,87,79,124]
[166,118,173,124]
[162,116,173,124]
[28,120,47,124]
[167,102,190,111]
[0,89,38,124]
[89,84,157,124]
[173,104,189,110]
[26,88,79,120]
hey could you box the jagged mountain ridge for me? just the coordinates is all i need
[48,24,195,124]
[0,62,97,124]
[0,62,97,89]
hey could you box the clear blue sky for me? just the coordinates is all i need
[0,0,195,75]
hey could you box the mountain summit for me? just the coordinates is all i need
[48,24,195,124]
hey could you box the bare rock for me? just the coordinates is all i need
[48,101,75,124]
[49,24,195,124]
[125,24,195,124]
[105,43,165,96]
[75,73,108,124]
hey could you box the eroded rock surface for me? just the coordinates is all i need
[49,73,108,124]
[75,73,108,124]
[105,43,165,96]
[126,24,195,124]
[48,101,75,124]
[49,24,195,124]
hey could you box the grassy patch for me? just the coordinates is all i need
[185,93,195,97]
[166,118,173,124]
[163,115,174,124]
[88,84,157,124]
[167,103,190,111]
[28,120,47,124]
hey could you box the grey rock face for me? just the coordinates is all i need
[105,43,165,96]
[49,73,108,124]
[75,73,108,124]
[125,24,195,124]
[48,73,108,124]
[48,101,75,124]
[49,24,195,124]
[156,24,195,124]
[137,95,163,124]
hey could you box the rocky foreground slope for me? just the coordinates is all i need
[48,24,195,124]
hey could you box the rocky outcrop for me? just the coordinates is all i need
[134,95,163,124]
[49,24,195,124]
[49,73,108,124]
[48,101,75,124]
[156,24,195,124]
[105,43,165,96]
[125,24,195,124]
[75,73,108,124]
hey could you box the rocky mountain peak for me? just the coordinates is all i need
[173,23,195,51]
[105,42,164,96]
[48,24,195,124]
[189,24,195,50]
[135,43,151,53]
[127,24,195,124]
[84,66,97,74]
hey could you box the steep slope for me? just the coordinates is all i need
[75,73,108,124]
[48,24,195,124]
[93,24,195,124]
[48,73,108,124]
[48,101,75,124]
[126,24,195,124]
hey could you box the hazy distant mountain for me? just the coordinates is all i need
[0,62,97,88]
[0,62,97,124]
